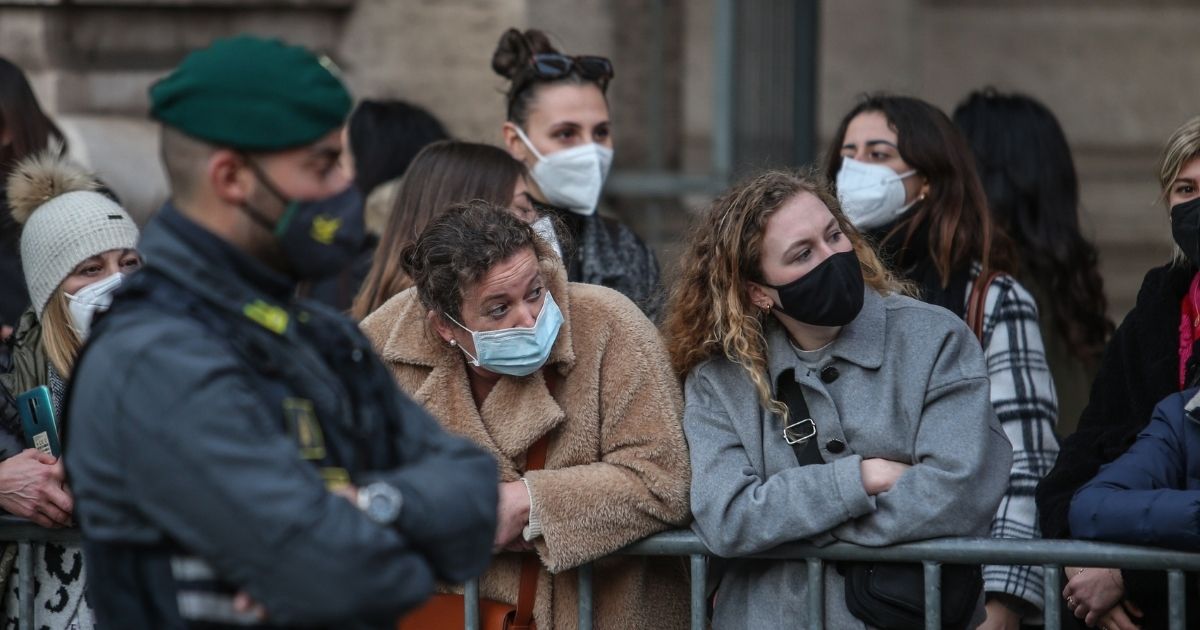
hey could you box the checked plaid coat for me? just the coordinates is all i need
[969,269,1061,616]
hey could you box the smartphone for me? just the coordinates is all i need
[16,386,60,457]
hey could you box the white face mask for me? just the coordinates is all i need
[513,125,613,216]
[836,157,918,230]
[65,272,124,340]
[530,215,563,259]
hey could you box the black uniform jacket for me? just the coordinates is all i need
[64,204,498,629]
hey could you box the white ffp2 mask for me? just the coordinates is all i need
[65,272,124,340]
[836,157,918,230]
[514,126,613,216]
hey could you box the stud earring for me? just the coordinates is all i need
[449,339,457,347]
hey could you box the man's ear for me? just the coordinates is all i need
[208,149,255,207]
[502,122,531,164]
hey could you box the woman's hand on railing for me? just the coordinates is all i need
[859,458,911,496]
[0,449,72,528]
[1064,566,1142,629]
[494,481,531,551]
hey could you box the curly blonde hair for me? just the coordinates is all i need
[662,169,908,419]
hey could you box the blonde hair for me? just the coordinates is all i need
[40,287,81,377]
[1157,116,1200,265]
[662,169,910,420]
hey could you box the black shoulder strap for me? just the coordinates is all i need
[777,369,824,466]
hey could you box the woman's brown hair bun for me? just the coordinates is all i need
[493,28,581,124]
[491,28,559,80]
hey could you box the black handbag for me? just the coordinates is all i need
[839,561,981,630]
[776,371,983,630]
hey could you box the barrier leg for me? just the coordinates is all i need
[1043,565,1061,630]
[690,554,706,630]
[924,561,941,630]
[18,541,32,630]
[807,558,824,630]
[577,563,593,630]
[464,578,480,630]
[1168,569,1186,630]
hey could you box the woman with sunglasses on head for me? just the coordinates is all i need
[664,169,1010,629]
[492,28,664,321]
[824,94,1060,629]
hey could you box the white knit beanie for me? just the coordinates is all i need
[7,153,140,318]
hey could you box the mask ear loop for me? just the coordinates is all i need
[511,125,548,163]
[442,312,482,366]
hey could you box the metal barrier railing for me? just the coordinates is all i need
[2,521,1196,630]
[468,531,1200,630]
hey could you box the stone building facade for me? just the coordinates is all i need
[0,0,1195,318]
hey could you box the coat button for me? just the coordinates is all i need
[826,439,846,454]
[820,366,839,383]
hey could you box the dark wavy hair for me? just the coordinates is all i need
[823,93,1017,286]
[400,199,552,323]
[491,28,610,125]
[953,89,1112,362]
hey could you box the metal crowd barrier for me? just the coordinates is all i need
[2,520,1197,630]
[464,531,1200,630]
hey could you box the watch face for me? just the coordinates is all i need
[368,494,391,519]
[364,484,401,524]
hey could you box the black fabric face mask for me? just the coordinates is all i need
[765,250,865,327]
[1171,197,1200,268]
[241,160,368,282]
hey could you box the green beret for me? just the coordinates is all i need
[149,35,353,151]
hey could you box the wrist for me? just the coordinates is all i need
[520,477,541,540]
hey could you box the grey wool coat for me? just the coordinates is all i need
[684,288,1013,630]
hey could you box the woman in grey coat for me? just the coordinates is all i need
[662,170,1012,629]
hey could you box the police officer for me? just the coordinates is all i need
[64,36,499,629]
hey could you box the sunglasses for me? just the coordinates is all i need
[530,53,614,83]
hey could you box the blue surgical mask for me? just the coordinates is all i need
[447,291,564,377]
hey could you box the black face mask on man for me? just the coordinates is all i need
[764,250,865,327]
[240,160,367,282]
[1171,197,1200,268]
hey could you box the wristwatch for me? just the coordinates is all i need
[356,482,403,525]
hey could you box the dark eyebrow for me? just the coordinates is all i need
[865,139,898,149]
[478,266,542,306]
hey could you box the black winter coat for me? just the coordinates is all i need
[1035,261,1198,629]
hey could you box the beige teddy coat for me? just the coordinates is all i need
[360,261,691,630]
